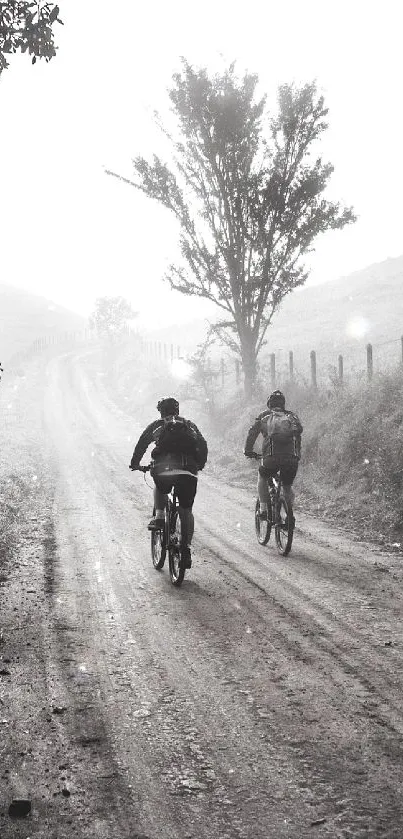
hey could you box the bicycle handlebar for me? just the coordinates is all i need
[129,463,152,472]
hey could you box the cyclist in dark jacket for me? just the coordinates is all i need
[129,397,208,568]
[244,390,302,521]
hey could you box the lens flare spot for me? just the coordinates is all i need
[346,316,370,339]
[171,358,192,380]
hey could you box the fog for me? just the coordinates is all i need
[0,0,402,331]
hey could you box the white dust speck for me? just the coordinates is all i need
[364,458,370,464]
[236,522,241,529]
[91,451,95,457]
[78,663,87,672]
[32,475,38,482]
[246,626,252,634]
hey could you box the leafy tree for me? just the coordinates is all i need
[0,1,63,74]
[107,61,356,396]
[89,296,137,343]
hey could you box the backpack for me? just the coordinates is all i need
[261,409,301,459]
[154,415,199,458]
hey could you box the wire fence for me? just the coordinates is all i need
[3,329,97,375]
[2,325,403,399]
[194,333,403,404]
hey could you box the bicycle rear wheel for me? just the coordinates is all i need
[150,508,167,570]
[255,498,272,546]
[274,496,294,556]
[168,509,185,587]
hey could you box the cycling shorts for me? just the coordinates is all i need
[153,474,198,509]
[259,458,298,485]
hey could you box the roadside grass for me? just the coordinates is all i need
[0,475,30,573]
[296,369,403,545]
[0,362,50,575]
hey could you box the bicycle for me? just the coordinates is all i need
[138,465,187,587]
[253,457,295,556]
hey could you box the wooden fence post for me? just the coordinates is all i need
[235,359,240,385]
[310,350,317,389]
[221,357,225,389]
[289,350,294,381]
[270,353,276,389]
[170,344,174,363]
[177,346,180,359]
[367,343,373,380]
[338,354,344,384]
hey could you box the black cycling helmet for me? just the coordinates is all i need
[157,397,179,417]
[267,390,286,409]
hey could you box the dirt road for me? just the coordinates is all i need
[2,349,403,838]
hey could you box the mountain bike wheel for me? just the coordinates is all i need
[150,508,166,570]
[255,498,272,546]
[274,496,294,556]
[168,510,185,587]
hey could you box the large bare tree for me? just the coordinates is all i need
[107,61,355,396]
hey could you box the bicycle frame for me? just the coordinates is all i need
[255,463,294,556]
[137,464,186,586]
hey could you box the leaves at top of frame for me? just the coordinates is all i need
[0,1,63,75]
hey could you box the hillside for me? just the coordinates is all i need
[0,284,86,362]
[144,255,403,378]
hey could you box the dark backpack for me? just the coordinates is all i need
[154,416,199,458]
[261,409,301,459]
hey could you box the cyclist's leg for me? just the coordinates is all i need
[258,461,276,516]
[149,477,171,528]
[175,476,197,566]
[257,473,269,511]
[279,461,298,506]
[154,484,168,516]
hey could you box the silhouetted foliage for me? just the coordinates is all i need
[89,296,137,343]
[0,1,63,74]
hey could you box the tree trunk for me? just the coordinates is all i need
[240,333,258,399]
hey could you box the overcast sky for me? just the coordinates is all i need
[0,0,401,328]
